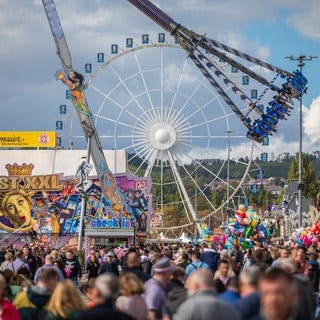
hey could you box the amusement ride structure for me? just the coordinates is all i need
[42,0,307,236]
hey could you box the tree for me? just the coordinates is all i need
[287,153,318,200]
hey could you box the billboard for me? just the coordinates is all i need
[0,131,56,148]
[0,162,151,248]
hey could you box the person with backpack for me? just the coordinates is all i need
[185,250,210,278]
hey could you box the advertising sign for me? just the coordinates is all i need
[0,162,151,248]
[0,131,56,148]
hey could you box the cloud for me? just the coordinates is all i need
[286,0,320,43]
[304,96,320,143]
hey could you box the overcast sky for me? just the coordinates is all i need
[0,0,319,162]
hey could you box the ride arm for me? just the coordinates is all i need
[42,0,73,74]
[127,0,292,79]
[42,0,128,213]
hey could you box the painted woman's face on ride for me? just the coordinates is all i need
[5,194,32,227]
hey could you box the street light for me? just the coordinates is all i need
[285,54,317,227]
[225,130,233,222]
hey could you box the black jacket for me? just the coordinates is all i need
[75,301,134,320]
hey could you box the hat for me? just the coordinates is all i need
[106,251,115,257]
[153,257,173,273]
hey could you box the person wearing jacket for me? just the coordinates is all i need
[13,268,58,320]
[0,273,20,320]
[64,250,82,286]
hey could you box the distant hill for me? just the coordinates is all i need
[211,161,320,180]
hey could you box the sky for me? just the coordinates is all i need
[0,0,320,163]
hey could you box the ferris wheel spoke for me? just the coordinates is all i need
[166,149,201,232]
[170,79,208,125]
[144,149,159,178]
[132,53,160,122]
[167,52,189,106]
[179,162,217,211]
[164,152,193,224]
[91,85,155,129]
[107,64,157,126]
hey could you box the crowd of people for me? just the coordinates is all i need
[0,240,319,320]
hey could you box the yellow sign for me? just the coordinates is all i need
[0,131,56,148]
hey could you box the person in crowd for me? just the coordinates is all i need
[115,272,149,320]
[0,247,7,264]
[231,244,244,274]
[5,250,29,274]
[294,246,310,275]
[185,250,210,279]
[9,273,31,300]
[34,254,64,283]
[0,251,13,272]
[44,279,86,320]
[86,253,100,279]
[13,268,58,320]
[50,249,62,263]
[53,259,68,279]
[242,249,253,270]
[22,245,37,278]
[0,273,21,320]
[166,266,187,318]
[174,251,189,270]
[64,250,82,286]
[144,257,173,320]
[213,259,231,293]
[220,249,236,274]
[271,247,290,267]
[125,251,151,283]
[251,248,269,269]
[277,257,316,320]
[218,276,241,305]
[200,242,220,274]
[234,265,262,320]
[74,273,134,320]
[98,251,119,276]
[80,278,96,309]
[173,269,241,320]
[308,251,320,293]
[250,267,299,320]
[140,249,153,275]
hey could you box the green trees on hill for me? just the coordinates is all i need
[287,153,318,201]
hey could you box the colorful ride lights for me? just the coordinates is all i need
[247,69,307,142]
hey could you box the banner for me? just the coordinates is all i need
[0,131,56,148]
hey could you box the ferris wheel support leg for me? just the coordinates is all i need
[166,150,202,235]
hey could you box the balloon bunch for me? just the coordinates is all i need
[291,220,320,247]
[224,205,271,250]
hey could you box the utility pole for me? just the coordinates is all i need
[225,130,233,222]
[285,55,317,227]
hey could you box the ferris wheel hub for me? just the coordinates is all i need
[149,122,176,150]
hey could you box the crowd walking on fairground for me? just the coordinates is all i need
[0,240,319,320]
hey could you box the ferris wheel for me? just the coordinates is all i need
[56,36,268,236]
[43,0,307,237]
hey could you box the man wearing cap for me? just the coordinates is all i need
[98,251,119,276]
[144,257,172,320]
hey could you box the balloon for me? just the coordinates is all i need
[245,225,254,238]
[251,220,257,228]
[240,241,253,249]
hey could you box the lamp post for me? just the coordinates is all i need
[285,55,317,227]
[225,130,233,223]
